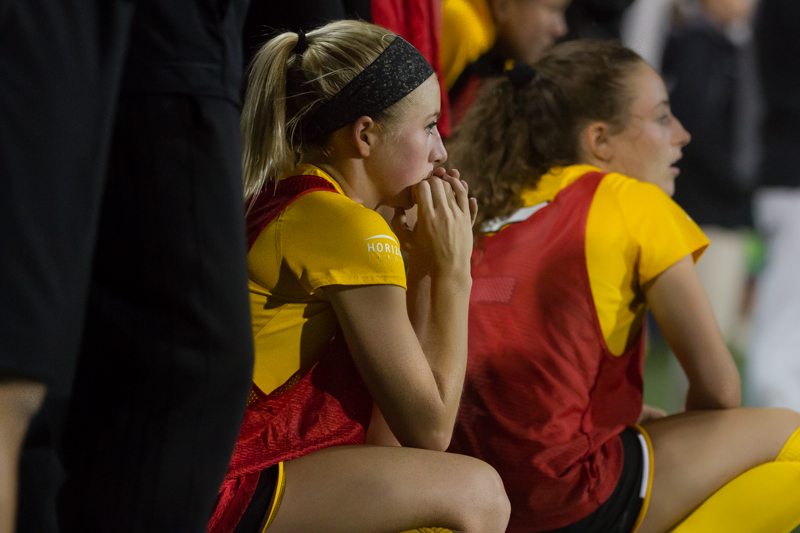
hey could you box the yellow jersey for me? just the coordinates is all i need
[248,164,407,394]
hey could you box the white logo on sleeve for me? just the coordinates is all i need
[365,235,403,262]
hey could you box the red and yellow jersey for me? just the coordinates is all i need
[212,165,406,533]
[247,164,406,396]
[520,164,708,355]
[450,165,707,532]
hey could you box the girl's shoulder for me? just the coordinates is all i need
[285,189,393,240]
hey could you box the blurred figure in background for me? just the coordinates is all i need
[563,0,636,40]
[242,0,453,136]
[621,0,678,70]
[748,0,800,412]
[444,0,570,127]
[662,0,761,350]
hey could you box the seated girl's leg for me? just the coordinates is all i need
[267,445,510,533]
[667,422,800,532]
[636,408,800,533]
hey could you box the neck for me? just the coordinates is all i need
[298,155,380,209]
[579,154,613,175]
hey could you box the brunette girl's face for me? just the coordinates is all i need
[605,63,691,197]
[366,75,447,209]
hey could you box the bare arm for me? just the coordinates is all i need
[327,174,475,451]
[645,254,741,410]
[327,277,470,451]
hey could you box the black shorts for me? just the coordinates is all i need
[234,463,286,533]
[545,427,652,533]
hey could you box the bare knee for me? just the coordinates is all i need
[457,459,511,533]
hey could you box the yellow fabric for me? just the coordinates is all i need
[666,426,800,533]
[778,425,800,462]
[441,0,495,89]
[263,461,286,532]
[248,164,407,394]
[517,165,709,356]
[632,425,655,533]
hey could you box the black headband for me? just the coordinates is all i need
[309,36,434,136]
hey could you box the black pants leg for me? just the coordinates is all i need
[56,95,254,533]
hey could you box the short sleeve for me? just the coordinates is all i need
[280,191,407,293]
[615,177,709,285]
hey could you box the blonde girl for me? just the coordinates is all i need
[207,20,510,533]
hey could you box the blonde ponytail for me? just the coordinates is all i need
[241,20,400,199]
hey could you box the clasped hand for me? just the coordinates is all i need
[391,168,478,278]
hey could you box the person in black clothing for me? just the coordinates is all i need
[661,0,760,348]
[563,0,636,40]
[1,1,254,532]
[747,0,800,412]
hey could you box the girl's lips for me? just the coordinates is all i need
[670,166,681,176]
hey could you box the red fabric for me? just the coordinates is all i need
[371,0,452,138]
[209,176,373,533]
[449,172,645,532]
[449,73,481,129]
[244,175,337,252]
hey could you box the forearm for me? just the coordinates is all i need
[406,264,431,343]
[646,255,742,411]
[685,361,741,411]
[416,273,472,429]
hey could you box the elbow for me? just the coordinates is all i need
[398,420,453,451]
[717,384,741,409]
[686,379,741,410]
[425,429,453,452]
[689,383,741,410]
[713,372,742,409]
[401,428,452,451]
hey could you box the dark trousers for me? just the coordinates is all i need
[1,1,254,531]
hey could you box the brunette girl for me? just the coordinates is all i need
[446,39,800,533]
[207,20,511,533]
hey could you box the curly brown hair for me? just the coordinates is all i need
[446,39,645,233]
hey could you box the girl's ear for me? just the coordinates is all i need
[580,121,614,163]
[350,116,378,158]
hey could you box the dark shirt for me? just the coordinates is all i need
[564,0,636,41]
[756,0,800,188]
[663,17,753,228]
[121,0,250,105]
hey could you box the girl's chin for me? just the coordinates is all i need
[662,178,676,197]
[385,188,415,210]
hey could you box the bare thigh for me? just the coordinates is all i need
[637,408,800,533]
[267,445,510,533]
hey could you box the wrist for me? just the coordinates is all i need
[429,270,472,290]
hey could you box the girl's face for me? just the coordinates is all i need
[605,64,691,197]
[366,76,447,209]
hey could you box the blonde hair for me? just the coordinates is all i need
[242,20,402,199]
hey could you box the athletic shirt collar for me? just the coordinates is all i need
[520,164,602,207]
[279,163,346,195]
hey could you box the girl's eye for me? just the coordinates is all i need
[426,121,439,133]
[658,113,671,125]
